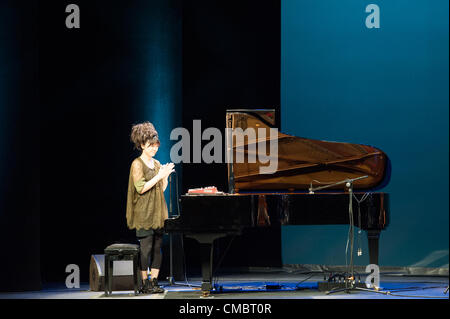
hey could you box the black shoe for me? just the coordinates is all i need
[150,278,165,293]
[139,279,152,294]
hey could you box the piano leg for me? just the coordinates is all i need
[186,233,227,296]
[367,230,380,265]
[199,242,214,294]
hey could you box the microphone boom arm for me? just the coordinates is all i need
[309,175,368,194]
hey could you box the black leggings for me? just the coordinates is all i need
[138,231,163,271]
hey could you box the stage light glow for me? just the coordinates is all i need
[131,0,182,212]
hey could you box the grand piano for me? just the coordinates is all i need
[164,109,390,295]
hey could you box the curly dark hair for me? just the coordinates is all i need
[130,122,160,151]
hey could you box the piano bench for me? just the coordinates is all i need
[103,243,140,296]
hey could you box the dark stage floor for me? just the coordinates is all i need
[0,268,448,299]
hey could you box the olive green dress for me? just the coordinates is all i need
[126,157,168,237]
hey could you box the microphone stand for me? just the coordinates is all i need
[309,176,385,295]
[166,171,198,288]
[167,173,175,285]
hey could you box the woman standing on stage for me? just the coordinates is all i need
[126,122,174,294]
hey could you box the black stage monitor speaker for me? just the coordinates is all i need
[89,254,136,291]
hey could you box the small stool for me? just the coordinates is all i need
[104,243,140,296]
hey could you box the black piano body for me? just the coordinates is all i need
[164,109,391,294]
[165,192,389,292]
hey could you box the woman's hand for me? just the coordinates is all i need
[138,163,175,195]
[158,162,175,179]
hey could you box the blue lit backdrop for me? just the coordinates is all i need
[281,0,449,268]
[130,0,182,212]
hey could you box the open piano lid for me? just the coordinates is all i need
[226,109,391,193]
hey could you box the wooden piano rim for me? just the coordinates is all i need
[203,191,387,195]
